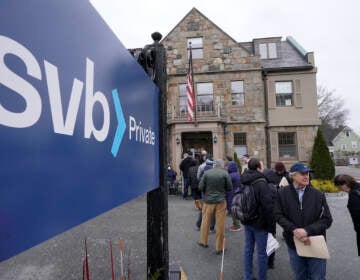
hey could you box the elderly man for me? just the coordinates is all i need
[275,162,333,280]
[198,159,232,254]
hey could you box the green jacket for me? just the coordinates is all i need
[199,167,233,204]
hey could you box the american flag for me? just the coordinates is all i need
[186,48,195,122]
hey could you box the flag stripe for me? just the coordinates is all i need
[186,49,195,122]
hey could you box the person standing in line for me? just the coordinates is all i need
[188,159,201,210]
[334,174,360,256]
[226,161,242,232]
[241,158,273,280]
[195,159,216,232]
[197,150,208,181]
[262,168,278,269]
[179,152,195,200]
[240,153,250,174]
[198,159,232,254]
[275,162,333,280]
[273,161,291,188]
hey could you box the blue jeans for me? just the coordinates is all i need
[287,247,326,280]
[244,225,268,280]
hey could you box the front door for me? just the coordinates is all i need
[181,132,213,160]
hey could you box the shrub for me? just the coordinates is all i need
[310,128,335,180]
[311,179,339,193]
[233,152,242,170]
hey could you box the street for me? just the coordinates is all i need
[0,166,359,279]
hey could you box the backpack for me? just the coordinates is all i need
[231,178,267,224]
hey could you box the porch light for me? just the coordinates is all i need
[176,137,180,145]
[213,135,217,143]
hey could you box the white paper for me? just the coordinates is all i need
[266,233,280,256]
[294,235,330,259]
[279,176,289,187]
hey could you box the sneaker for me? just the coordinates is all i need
[209,229,216,234]
[194,226,200,231]
[228,226,242,232]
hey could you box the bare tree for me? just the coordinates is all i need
[317,85,349,127]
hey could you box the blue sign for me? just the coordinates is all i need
[0,0,159,261]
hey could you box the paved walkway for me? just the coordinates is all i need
[0,166,359,279]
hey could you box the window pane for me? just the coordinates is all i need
[197,83,213,95]
[259,43,267,59]
[188,37,203,48]
[276,82,292,93]
[268,43,277,58]
[234,133,247,145]
[278,133,297,159]
[192,49,203,59]
[231,81,244,92]
[232,93,245,105]
[276,94,292,106]
[179,84,187,96]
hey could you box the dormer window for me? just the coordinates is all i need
[187,37,203,59]
[345,130,350,137]
[259,43,277,59]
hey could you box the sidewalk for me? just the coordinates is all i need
[0,192,358,279]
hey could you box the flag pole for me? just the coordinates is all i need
[188,42,197,125]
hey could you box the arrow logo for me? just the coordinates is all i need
[111,89,126,157]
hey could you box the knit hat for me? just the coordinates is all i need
[274,162,286,173]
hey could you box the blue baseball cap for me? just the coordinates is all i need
[289,162,311,173]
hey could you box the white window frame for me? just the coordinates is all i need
[231,81,245,106]
[275,81,293,106]
[187,37,203,59]
[259,43,277,59]
[278,132,297,160]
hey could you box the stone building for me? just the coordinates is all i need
[163,8,320,172]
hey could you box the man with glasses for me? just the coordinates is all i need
[275,162,333,280]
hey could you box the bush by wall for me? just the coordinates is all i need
[311,179,339,193]
[310,128,335,180]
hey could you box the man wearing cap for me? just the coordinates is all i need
[275,162,333,280]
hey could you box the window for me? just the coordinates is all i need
[231,81,245,105]
[234,133,247,156]
[278,132,297,159]
[341,144,347,150]
[352,141,357,149]
[259,43,277,59]
[179,84,187,115]
[276,81,293,106]
[196,83,213,112]
[187,37,203,59]
[345,130,350,137]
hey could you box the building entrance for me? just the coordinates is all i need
[181,132,213,160]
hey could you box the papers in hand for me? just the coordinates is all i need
[267,233,280,256]
[294,235,330,259]
[279,176,289,187]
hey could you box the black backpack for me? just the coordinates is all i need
[231,178,266,224]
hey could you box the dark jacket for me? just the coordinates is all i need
[275,183,333,249]
[262,169,278,234]
[226,161,241,211]
[348,182,360,256]
[179,157,195,178]
[188,165,200,190]
[240,169,274,232]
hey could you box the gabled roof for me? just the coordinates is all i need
[332,126,360,143]
[162,7,251,55]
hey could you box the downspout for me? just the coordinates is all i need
[262,70,271,168]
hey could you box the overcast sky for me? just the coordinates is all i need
[90,0,360,134]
